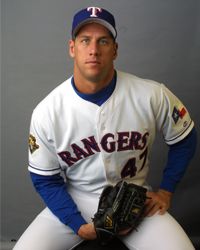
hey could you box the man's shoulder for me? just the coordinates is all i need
[32,77,73,114]
[116,70,162,92]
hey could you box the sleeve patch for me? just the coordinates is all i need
[172,106,187,124]
[29,134,40,154]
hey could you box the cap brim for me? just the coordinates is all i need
[72,18,117,39]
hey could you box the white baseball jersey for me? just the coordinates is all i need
[28,71,194,194]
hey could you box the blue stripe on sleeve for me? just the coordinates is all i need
[160,127,197,192]
[30,172,87,234]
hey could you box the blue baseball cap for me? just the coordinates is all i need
[72,7,117,39]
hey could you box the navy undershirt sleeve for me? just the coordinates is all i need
[30,172,87,234]
[160,127,197,192]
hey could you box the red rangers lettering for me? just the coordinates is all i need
[58,131,149,167]
[58,136,100,166]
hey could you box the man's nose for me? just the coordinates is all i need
[89,41,99,56]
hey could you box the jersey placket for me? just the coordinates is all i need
[96,105,118,183]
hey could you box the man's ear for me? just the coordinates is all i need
[69,40,75,58]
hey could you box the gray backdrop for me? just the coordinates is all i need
[1,0,200,248]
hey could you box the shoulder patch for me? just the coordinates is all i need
[172,106,186,124]
[29,134,39,154]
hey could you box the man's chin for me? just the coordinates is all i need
[85,72,103,83]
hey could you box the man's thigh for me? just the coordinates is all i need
[13,190,100,250]
[13,208,82,250]
[122,212,195,250]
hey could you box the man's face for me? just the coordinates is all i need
[69,23,118,85]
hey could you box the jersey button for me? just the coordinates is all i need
[102,125,106,130]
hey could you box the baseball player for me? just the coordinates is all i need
[13,6,197,250]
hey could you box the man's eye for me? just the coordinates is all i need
[81,39,89,44]
[99,39,108,45]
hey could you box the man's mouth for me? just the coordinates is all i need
[85,60,100,65]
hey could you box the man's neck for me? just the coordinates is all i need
[73,69,115,94]
[71,71,117,106]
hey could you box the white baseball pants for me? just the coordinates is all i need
[13,188,195,250]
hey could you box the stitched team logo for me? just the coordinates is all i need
[87,7,102,17]
[172,106,187,124]
[105,215,113,229]
[29,134,39,154]
[132,207,140,215]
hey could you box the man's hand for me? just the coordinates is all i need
[77,223,97,240]
[145,189,172,216]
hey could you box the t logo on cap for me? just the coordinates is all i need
[87,7,102,17]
